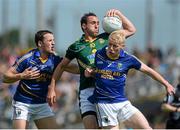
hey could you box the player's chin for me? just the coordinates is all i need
[94,32,99,36]
[50,47,55,53]
[49,49,55,54]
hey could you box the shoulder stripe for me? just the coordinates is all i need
[123,50,129,55]
[97,53,114,65]
[18,52,33,63]
[14,52,33,68]
[97,53,106,62]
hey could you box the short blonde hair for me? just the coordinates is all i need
[109,30,125,44]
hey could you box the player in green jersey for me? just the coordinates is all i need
[47,9,136,129]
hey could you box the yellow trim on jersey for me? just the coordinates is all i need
[77,59,92,69]
[84,37,97,42]
[39,57,48,63]
[107,52,119,60]
[97,53,106,62]
[20,84,41,98]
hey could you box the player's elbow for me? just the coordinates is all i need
[129,27,136,35]
[2,74,8,83]
[2,75,16,84]
[125,28,136,38]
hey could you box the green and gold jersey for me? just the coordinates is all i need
[65,33,109,90]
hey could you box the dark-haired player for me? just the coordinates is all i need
[47,9,136,129]
[3,30,79,129]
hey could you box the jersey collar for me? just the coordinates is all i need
[34,48,41,57]
[80,34,97,42]
[119,49,125,58]
[34,48,52,57]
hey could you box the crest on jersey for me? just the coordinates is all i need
[90,43,95,48]
[87,54,95,64]
[99,38,105,44]
[117,63,122,69]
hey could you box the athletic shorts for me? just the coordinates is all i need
[96,100,138,127]
[79,87,96,118]
[12,100,54,121]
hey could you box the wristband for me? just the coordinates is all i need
[175,108,178,112]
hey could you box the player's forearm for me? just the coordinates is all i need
[52,63,65,84]
[146,68,170,88]
[149,69,170,88]
[117,12,136,37]
[3,72,22,83]
[49,67,64,91]
[162,103,179,112]
[141,63,170,88]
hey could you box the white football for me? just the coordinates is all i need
[102,16,122,33]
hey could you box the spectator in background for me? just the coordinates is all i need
[161,75,180,129]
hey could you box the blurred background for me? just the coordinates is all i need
[0,0,180,129]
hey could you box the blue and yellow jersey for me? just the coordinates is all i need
[93,46,141,103]
[13,48,62,104]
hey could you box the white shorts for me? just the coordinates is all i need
[96,100,138,127]
[12,100,54,121]
[79,87,96,117]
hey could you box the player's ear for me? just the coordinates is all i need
[82,23,86,31]
[38,41,42,47]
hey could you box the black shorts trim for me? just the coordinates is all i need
[81,111,97,119]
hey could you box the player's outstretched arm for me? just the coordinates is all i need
[105,9,136,38]
[161,103,179,112]
[139,61,175,95]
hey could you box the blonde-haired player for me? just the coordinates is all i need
[85,30,174,129]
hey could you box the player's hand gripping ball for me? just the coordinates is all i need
[102,16,122,33]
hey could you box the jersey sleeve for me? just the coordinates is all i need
[54,56,63,70]
[65,44,77,60]
[130,55,141,70]
[98,32,109,40]
[12,56,28,73]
